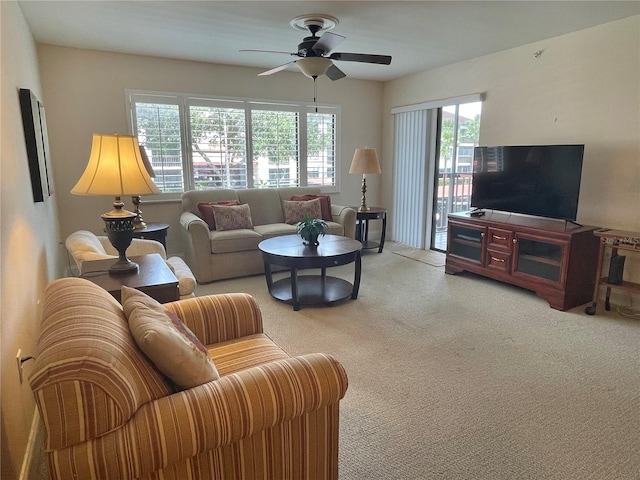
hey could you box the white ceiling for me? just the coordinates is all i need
[18,1,640,82]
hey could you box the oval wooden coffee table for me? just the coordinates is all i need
[259,235,362,311]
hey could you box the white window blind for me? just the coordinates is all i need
[134,100,184,192]
[126,90,340,194]
[392,109,432,248]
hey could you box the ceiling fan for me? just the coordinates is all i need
[241,14,392,81]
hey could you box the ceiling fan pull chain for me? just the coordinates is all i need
[313,76,318,112]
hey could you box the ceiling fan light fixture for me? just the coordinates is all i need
[296,57,333,78]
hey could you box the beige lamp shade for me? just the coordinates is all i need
[71,134,160,197]
[71,133,159,274]
[138,145,156,178]
[349,148,382,175]
[350,148,381,211]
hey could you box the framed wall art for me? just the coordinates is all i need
[19,88,52,202]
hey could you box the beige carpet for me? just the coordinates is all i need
[393,244,446,266]
[196,243,640,480]
[32,244,640,479]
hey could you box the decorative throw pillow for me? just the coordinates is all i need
[197,200,240,230]
[283,198,322,224]
[121,286,219,389]
[290,194,332,221]
[212,203,254,231]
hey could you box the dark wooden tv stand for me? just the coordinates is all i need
[445,211,600,311]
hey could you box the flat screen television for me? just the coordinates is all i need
[471,144,585,221]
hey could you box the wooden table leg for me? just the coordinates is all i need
[352,251,362,299]
[263,260,273,292]
[290,267,300,311]
[586,240,605,315]
[379,214,387,253]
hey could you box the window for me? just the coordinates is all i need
[190,102,247,191]
[134,99,183,192]
[252,108,299,188]
[126,91,340,194]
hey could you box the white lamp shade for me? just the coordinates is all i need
[349,148,382,175]
[296,57,333,78]
[71,134,160,196]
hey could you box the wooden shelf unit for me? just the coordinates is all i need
[585,229,640,315]
[445,211,600,311]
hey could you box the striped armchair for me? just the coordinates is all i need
[30,278,348,480]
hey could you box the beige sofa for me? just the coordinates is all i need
[180,187,356,283]
[30,277,348,480]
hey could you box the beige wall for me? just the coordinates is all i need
[2,7,638,474]
[37,46,385,256]
[0,2,63,477]
[383,15,640,235]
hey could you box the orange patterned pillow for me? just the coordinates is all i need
[290,194,332,221]
[212,203,254,231]
[197,200,240,230]
[283,198,322,224]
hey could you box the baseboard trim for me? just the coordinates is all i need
[19,411,41,480]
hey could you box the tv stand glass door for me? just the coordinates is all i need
[513,235,565,284]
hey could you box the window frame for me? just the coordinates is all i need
[125,89,341,198]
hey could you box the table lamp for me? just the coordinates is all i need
[132,145,156,229]
[349,148,381,211]
[71,133,160,274]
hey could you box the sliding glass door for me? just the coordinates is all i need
[432,102,482,251]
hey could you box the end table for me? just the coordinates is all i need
[353,207,387,253]
[80,253,179,304]
[132,222,169,250]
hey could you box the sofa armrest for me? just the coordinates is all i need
[164,293,263,344]
[179,211,212,283]
[48,354,348,480]
[331,204,356,239]
[165,256,197,297]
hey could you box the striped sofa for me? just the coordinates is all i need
[30,278,348,480]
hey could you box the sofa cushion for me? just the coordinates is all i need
[207,333,290,376]
[209,228,263,254]
[290,194,332,221]
[182,189,239,216]
[237,188,285,225]
[212,204,254,231]
[253,223,297,239]
[283,198,322,224]
[122,286,220,389]
[197,200,240,230]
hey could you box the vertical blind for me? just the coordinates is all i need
[392,110,431,248]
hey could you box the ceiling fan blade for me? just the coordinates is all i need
[329,52,392,65]
[312,32,346,55]
[325,64,346,81]
[258,61,296,76]
[240,49,298,56]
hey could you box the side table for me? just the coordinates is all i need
[132,222,169,250]
[80,253,179,304]
[585,229,640,315]
[353,207,387,253]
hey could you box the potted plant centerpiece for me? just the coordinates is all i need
[296,215,328,247]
